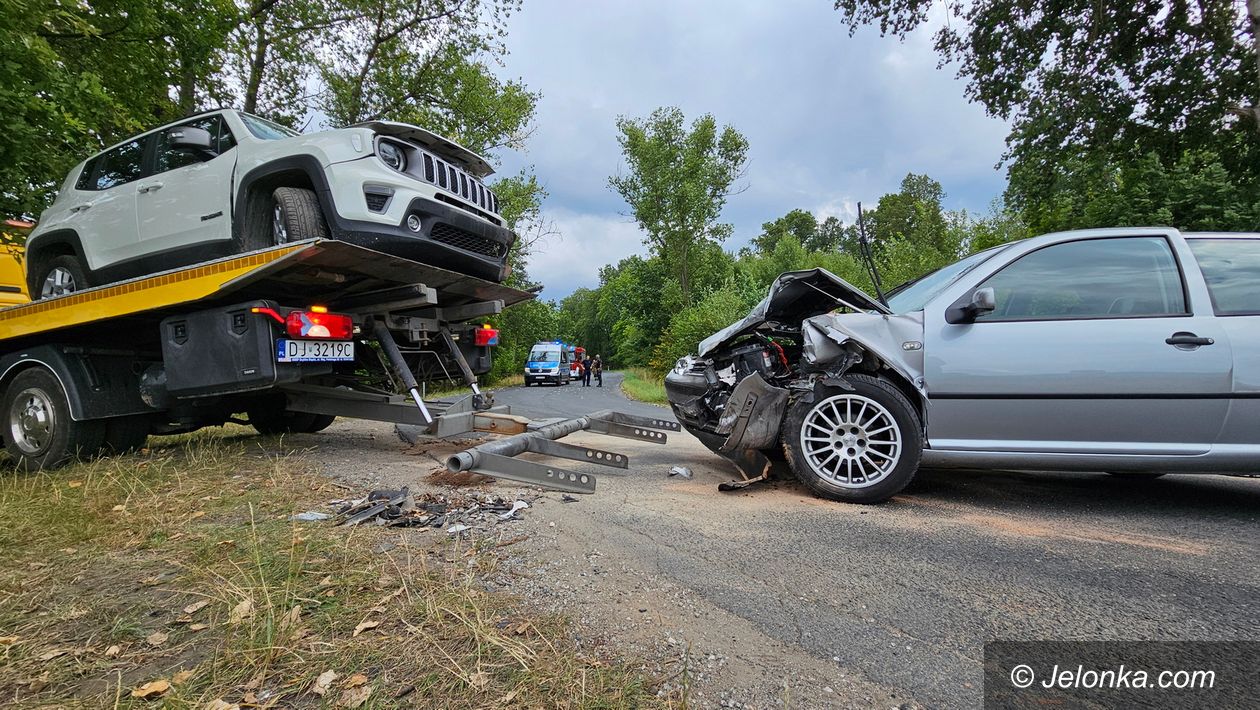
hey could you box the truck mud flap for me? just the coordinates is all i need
[446,410,679,493]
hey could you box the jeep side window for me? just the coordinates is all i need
[91,139,147,191]
[154,115,237,173]
[975,237,1187,320]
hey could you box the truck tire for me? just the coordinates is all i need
[299,414,336,433]
[782,374,922,504]
[272,187,329,244]
[100,415,152,454]
[247,397,332,435]
[29,254,91,300]
[3,367,105,470]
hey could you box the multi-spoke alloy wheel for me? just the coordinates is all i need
[783,375,923,504]
[800,393,902,488]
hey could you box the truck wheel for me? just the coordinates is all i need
[3,367,105,470]
[782,374,922,504]
[100,415,152,454]
[272,187,329,244]
[299,414,336,433]
[30,255,91,300]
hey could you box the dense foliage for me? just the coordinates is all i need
[0,0,535,218]
[832,0,1260,234]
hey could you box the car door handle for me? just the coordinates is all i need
[68,203,92,213]
[1166,332,1214,347]
[137,182,164,193]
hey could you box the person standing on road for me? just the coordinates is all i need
[593,354,603,387]
[580,354,592,387]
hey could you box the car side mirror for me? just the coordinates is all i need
[167,126,215,155]
[945,287,997,324]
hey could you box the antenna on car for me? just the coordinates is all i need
[856,202,888,307]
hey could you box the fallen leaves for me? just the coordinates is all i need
[189,623,210,632]
[131,679,170,699]
[145,631,168,648]
[228,598,254,624]
[37,648,67,662]
[183,599,210,615]
[312,670,338,696]
[344,673,369,688]
[0,636,18,645]
[336,685,372,708]
[172,669,194,685]
[67,480,82,488]
[351,619,379,637]
[204,701,240,710]
[104,644,121,657]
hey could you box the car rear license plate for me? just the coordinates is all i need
[276,339,355,362]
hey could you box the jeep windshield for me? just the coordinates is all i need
[884,244,1012,314]
[239,112,301,140]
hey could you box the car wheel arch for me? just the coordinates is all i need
[234,156,339,248]
[24,230,89,294]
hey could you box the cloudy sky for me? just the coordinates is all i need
[490,0,1011,300]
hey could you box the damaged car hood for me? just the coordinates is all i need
[698,268,890,357]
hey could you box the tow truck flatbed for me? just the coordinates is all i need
[0,239,533,343]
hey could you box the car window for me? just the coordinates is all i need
[154,114,237,173]
[239,112,301,140]
[529,349,561,361]
[75,156,102,191]
[976,237,1187,321]
[89,139,147,190]
[885,245,1008,313]
[1187,238,1260,316]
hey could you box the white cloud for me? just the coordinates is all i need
[491,0,1010,297]
[523,208,646,301]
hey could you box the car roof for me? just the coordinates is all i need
[1182,232,1260,239]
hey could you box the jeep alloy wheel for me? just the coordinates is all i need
[41,266,77,298]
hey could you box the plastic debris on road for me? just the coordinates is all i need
[291,511,333,521]
[301,486,537,532]
[668,466,693,479]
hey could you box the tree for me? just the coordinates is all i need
[834,0,1260,233]
[751,209,817,254]
[608,106,749,306]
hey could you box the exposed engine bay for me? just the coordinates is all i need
[664,269,927,482]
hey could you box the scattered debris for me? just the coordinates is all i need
[561,494,579,503]
[145,631,168,648]
[668,466,693,479]
[352,619,380,637]
[320,488,536,532]
[497,500,529,520]
[291,511,333,522]
[182,599,210,615]
[228,598,255,625]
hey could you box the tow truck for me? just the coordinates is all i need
[0,239,676,493]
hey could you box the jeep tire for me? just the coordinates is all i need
[30,254,91,300]
[271,187,329,244]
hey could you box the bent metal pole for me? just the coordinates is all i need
[372,319,434,425]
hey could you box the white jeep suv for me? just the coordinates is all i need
[26,109,516,298]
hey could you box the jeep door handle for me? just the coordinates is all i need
[137,182,164,193]
[1166,332,1214,347]
[68,204,92,213]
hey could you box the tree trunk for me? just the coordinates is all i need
[1250,0,1260,130]
[243,22,269,114]
[177,56,196,115]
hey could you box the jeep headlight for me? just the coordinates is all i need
[673,356,693,375]
[377,140,407,172]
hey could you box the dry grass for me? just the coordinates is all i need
[0,427,677,708]
[422,373,525,400]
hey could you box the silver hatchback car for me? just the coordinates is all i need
[664,228,1260,503]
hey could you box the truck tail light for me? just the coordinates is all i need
[285,309,353,340]
[474,325,499,346]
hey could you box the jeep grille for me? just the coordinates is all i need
[431,223,507,259]
[410,146,499,216]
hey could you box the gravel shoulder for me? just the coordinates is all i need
[298,372,1260,709]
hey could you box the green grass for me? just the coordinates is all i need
[620,368,668,404]
[0,427,678,708]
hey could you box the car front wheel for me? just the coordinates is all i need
[31,255,91,300]
[782,374,923,504]
[271,187,329,244]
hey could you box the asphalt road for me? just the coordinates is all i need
[482,373,1260,707]
[313,372,1260,708]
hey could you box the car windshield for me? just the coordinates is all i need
[529,349,561,361]
[239,112,301,140]
[884,244,1010,313]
